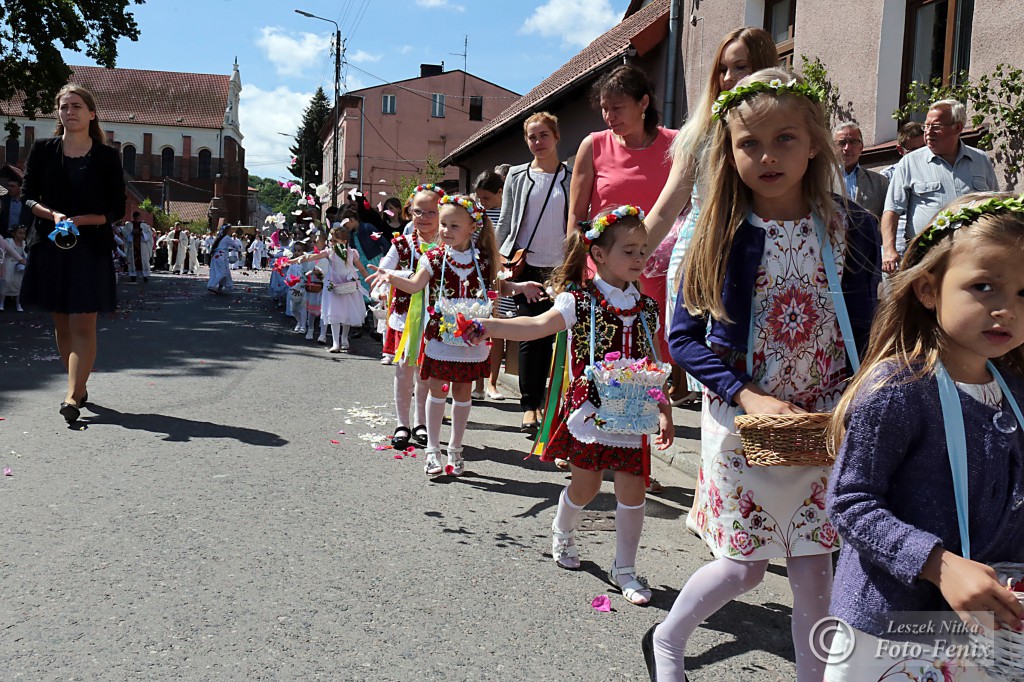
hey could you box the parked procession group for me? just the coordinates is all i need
[7,22,1024,682]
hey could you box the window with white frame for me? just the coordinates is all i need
[431,93,445,118]
[382,94,396,115]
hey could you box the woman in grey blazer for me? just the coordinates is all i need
[495,112,571,432]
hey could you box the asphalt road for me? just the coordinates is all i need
[0,269,799,680]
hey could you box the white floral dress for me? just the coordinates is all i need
[694,214,848,560]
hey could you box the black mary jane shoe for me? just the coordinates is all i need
[80,391,89,407]
[411,425,428,447]
[392,426,412,450]
[59,401,81,424]
[641,624,685,682]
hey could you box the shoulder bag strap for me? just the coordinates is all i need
[519,165,560,256]
[814,213,860,373]
[935,361,973,560]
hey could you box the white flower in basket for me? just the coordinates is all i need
[436,298,492,346]
[969,562,1024,680]
[586,354,669,435]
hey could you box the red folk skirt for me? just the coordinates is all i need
[544,423,645,477]
[419,355,489,383]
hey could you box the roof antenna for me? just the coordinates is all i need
[450,35,467,72]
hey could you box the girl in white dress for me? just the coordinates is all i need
[290,225,368,352]
[207,225,239,294]
[1,225,28,311]
[649,69,882,682]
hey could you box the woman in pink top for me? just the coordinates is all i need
[567,65,676,363]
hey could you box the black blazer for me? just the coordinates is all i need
[22,137,125,249]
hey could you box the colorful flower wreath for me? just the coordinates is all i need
[579,205,644,244]
[439,194,486,227]
[411,184,446,200]
[711,78,824,121]
[908,194,1024,265]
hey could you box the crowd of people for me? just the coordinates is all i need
[7,24,1024,682]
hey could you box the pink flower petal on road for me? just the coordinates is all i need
[373,444,391,451]
[591,595,611,612]
[337,430,346,435]
[394,454,404,459]
[3,467,11,477]
[330,439,340,444]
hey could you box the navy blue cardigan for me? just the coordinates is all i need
[668,202,881,404]
[828,366,1024,637]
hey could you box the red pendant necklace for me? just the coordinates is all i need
[588,281,643,317]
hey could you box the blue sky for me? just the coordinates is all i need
[61,0,629,180]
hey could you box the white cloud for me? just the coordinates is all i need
[415,0,465,11]
[521,0,621,48]
[255,26,333,77]
[239,84,315,181]
[349,50,382,63]
[399,45,414,55]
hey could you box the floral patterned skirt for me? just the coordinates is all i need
[545,423,644,476]
[693,390,839,561]
[419,355,489,383]
[824,625,992,681]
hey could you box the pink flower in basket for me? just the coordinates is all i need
[487,291,498,300]
[604,351,621,362]
[647,388,669,405]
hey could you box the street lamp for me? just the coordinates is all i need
[295,9,341,210]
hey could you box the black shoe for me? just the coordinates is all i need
[520,420,540,434]
[412,425,428,447]
[80,390,88,407]
[59,401,81,424]
[143,277,149,283]
[641,625,657,681]
[131,276,137,282]
[392,426,411,450]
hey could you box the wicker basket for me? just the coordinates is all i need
[970,562,1024,680]
[733,413,833,466]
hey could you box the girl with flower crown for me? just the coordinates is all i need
[461,204,674,607]
[368,194,542,478]
[821,192,1024,681]
[650,68,882,682]
[375,184,444,450]
[290,223,369,352]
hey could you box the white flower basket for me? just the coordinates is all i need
[436,297,492,346]
[586,358,669,434]
[970,562,1024,680]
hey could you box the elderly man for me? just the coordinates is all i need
[834,122,889,218]
[881,99,999,272]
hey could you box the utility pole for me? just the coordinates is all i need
[296,9,341,209]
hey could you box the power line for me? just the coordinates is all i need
[347,0,372,37]
[358,113,420,171]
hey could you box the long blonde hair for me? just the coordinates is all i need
[672,27,779,165]
[682,68,844,322]
[53,84,107,144]
[828,192,1024,450]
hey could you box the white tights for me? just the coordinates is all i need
[424,393,472,453]
[294,307,307,329]
[394,361,428,429]
[330,323,350,347]
[652,554,832,682]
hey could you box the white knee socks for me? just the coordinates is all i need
[787,554,834,682]
[413,374,428,426]
[341,325,350,345]
[652,557,769,681]
[425,394,446,451]
[614,501,646,569]
[295,307,307,329]
[449,399,472,451]
[552,487,585,534]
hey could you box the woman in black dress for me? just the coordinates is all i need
[21,84,126,424]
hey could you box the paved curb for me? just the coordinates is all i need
[495,369,702,480]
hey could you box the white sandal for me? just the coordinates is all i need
[424,449,443,476]
[610,562,652,605]
[551,524,580,570]
[445,447,465,476]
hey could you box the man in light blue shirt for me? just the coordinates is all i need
[881,99,999,272]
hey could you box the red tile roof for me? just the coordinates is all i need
[442,0,669,165]
[168,200,212,224]
[1,65,230,129]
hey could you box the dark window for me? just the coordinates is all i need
[4,138,19,165]
[431,93,445,118]
[764,0,796,68]
[382,94,396,115]
[122,144,136,176]
[197,149,212,179]
[161,148,175,178]
[901,0,973,111]
[469,96,483,121]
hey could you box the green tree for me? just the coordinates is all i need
[250,175,298,216]
[289,87,330,188]
[0,0,143,117]
[394,155,446,203]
